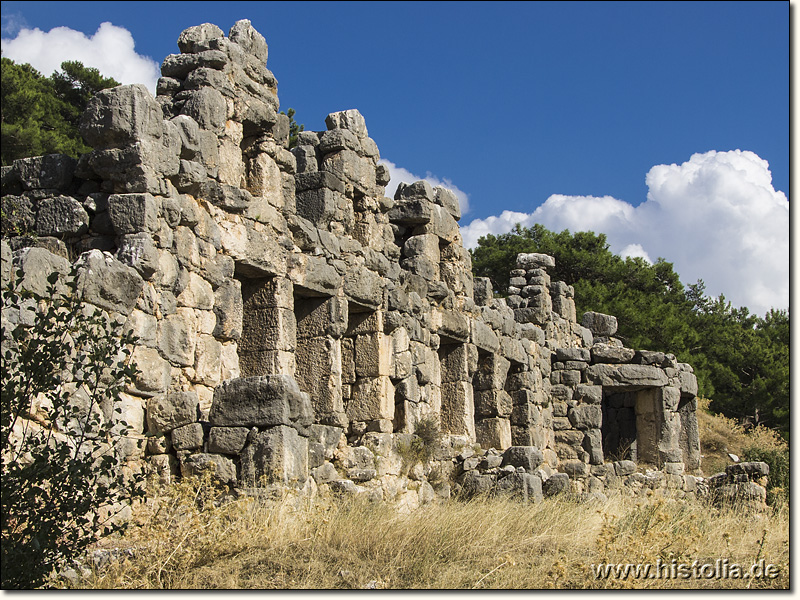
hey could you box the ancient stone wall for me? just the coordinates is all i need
[2,19,757,508]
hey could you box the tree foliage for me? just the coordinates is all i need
[281,107,304,149]
[470,224,789,435]
[1,268,145,588]
[1,59,119,166]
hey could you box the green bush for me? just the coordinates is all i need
[1,268,145,588]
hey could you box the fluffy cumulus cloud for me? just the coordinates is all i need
[1,22,160,93]
[461,150,788,316]
[379,159,470,216]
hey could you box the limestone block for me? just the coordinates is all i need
[473,354,510,391]
[35,196,89,237]
[241,425,308,486]
[129,346,171,395]
[433,186,461,221]
[435,309,470,343]
[246,151,283,203]
[439,344,471,383]
[157,307,198,366]
[325,109,369,139]
[439,381,474,438]
[348,376,394,422]
[229,19,269,62]
[471,319,499,353]
[591,343,636,364]
[181,453,237,485]
[344,268,383,309]
[473,278,494,306]
[117,232,159,280]
[295,296,347,339]
[177,271,214,310]
[80,84,164,148]
[679,370,698,396]
[417,204,460,243]
[209,375,314,432]
[146,391,199,434]
[402,234,440,260]
[474,417,511,450]
[581,311,618,337]
[107,193,160,235]
[320,149,375,195]
[354,332,392,377]
[573,384,602,405]
[213,279,243,340]
[474,389,513,418]
[568,405,602,430]
[75,250,145,316]
[501,446,544,472]
[207,426,250,454]
[287,254,341,296]
[13,154,76,190]
[125,309,157,346]
[584,364,669,388]
[171,422,205,450]
[295,336,343,417]
[217,121,245,186]
[193,334,222,386]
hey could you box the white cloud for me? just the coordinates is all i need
[379,159,470,216]
[1,22,160,93]
[461,150,788,316]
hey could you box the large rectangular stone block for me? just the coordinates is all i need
[295,337,343,417]
[440,381,474,439]
[348,376,394,421]
[439,343,471,383]
[354,332,392,377]
[475,417,511,450]
[473,354,510,391]
[240,425,309,485]
[474,389,513,418]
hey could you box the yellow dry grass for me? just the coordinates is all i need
[73,474,788,590]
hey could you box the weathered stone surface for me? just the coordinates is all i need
[35,196,89,237]
[81,84,164,149]
[207,426,250,454]
[209,375,314,433]
[107,193,159,234]
[75,250,144,316]
[591,343,636,364]
[240,425,308,485]
[181,453,237,485]
[517,253,555,270]
[585,364,668,388]
[14,154,76,191]
[501,446,544,472]
[581,311,618,336]
[171,422,205,450]
[543,472,570,496]
[146,391,199,434]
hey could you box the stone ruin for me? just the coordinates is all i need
[0,20,767,509]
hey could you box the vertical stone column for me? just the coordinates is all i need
[294,293,347,428]
[238,276,296,377]
[439,343,476,441]
[344,309,395,432]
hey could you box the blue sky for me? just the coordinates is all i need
[0,1,790,315]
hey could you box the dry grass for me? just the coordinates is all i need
[71,474,788,590]
[697,397,788,479]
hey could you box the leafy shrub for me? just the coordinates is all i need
[1,268,145,588]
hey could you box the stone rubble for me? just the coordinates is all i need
[0,19,767,509]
